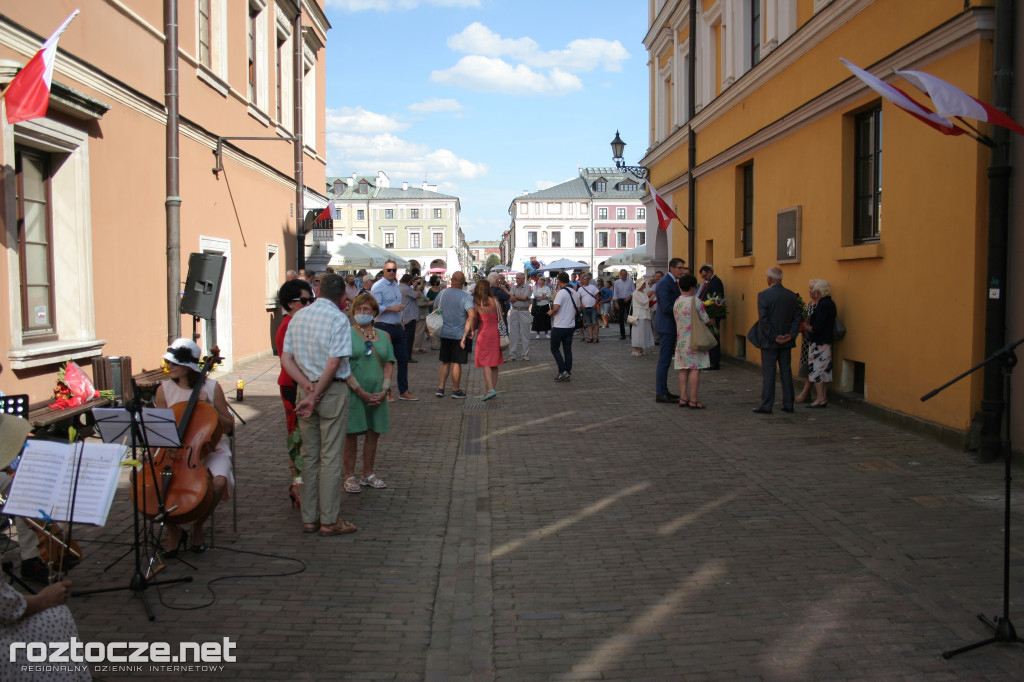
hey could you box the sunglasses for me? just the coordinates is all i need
[364,340,374,356]
[384,268,397,273]
[292,297,314,305]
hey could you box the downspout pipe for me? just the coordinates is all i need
[294,4,305,271]
[978,0,1015,461]
[686,0,697,267]
[165,0,181,343]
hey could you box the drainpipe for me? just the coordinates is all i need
[686,0,697,267]
[165,0,181,343]
[978,0,1014,461]
[293,5,304,271]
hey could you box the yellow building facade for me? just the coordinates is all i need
[643,0,1000,440]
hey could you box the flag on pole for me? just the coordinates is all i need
[3,10,80,125]
[840,58,963,137]
[894,68,1024,137]
[647,181,680,232]
[313,200,336,224]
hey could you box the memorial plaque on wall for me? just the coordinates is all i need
[776,206,802,264]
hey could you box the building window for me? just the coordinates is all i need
[742,163,754,256]
[598,207,608,220]
[333,206,342,219]
[750,0,761,67]
[275,34,284,121]
[619,182,638,191]
[575,231,584,248]
[15,149,56,339]
[551,232,561,248]
[617,207,626,220]
[637,207,646,220]
[357,180,368,194]
[616,232,626,248]
[433,208,442,219]
[637,232,646,246]
[356,233,366,240]
[410,208,419,219]
[854,106,882,242]
[357,209,365,221]
[595,181,607,192]
[265,243,279,307]
[432,232,444,248]
[598,232,608,248]
[247,5,259,103]
[527,231,538,248]
[198,0,211,67]
[384,232,395,248]
[384,208,394,219]
[409,232,420,248]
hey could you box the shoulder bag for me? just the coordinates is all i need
[689,297,719,352]
[426,289,446,335]
[496,306,510,350]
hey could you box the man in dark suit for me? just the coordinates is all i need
[653,258,687,403]
[697,264,725,369]
[751,266,802,414]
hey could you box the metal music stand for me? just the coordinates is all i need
[922,336,1023,658]
[74,384,192,621]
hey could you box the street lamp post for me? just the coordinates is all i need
[610,131,649,179]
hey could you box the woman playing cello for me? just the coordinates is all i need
[154,339,234,553]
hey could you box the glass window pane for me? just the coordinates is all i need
[24,243,51,285]
[25,286,50,327]
[22,200,48,243]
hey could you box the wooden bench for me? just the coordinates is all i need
[28,396,112,441]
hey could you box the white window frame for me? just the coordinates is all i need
[598,232,609,248]
[431,231,444,249]
[409,231,421,249]
[598,207,608,220]
[265,243,279,308]
[247,0,269,112]
[617,207,627,221]
[383,232,396,249]
[617,232,627,248]
[637,207,646,220]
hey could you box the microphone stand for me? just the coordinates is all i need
[922,336,1023,658]
[73,380,192,621]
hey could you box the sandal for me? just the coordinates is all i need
[302,522,319,534]
[319,520,358,536]
[360,473,387,489]
[344,476,362,494]
[689,401,706,409]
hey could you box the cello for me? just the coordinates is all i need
[131,346,223,525]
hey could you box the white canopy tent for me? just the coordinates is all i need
[327,236,410,270]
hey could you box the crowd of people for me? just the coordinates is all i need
[272,260,839,535]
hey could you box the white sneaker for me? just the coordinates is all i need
[507,356,518,362]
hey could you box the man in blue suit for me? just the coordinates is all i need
[653,258,687,403]
[751,266,802,414]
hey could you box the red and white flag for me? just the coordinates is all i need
[894,68,1024,137]
[840,58,963,137]
[3,10,79,125]
[647,181,680,232]
[313,200,336,224]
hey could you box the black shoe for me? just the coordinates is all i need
[781,407,795,413]
[666,392,680,400]
[751,408,772,414]
[656,395,676,404]
[20,557,50,584]
[408,358,418,363]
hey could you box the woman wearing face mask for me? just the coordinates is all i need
[342,294,396,494]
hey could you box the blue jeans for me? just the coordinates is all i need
[550,327,575,374]
[375,322,408,394]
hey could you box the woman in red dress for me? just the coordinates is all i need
[275,279,314,508]
[464,279,504,401]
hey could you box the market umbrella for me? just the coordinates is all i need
[543,258,590,271]
[327,236,409,269]
[602,245,647,267]
[490,265,511,272]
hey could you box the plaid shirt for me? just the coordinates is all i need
[282,298,352,381]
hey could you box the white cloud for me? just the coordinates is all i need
[326,132,488,184]
[430,56,582,95]
[408,98,463,113]
[327,0,479,10]
[326,106,409,134]
[447,23,629,72]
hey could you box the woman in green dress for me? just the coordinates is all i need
[343,293,396,494]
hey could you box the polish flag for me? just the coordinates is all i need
[313,200,336,224]
[894,68,1024,137]
[3,11,79,125]
[840,58,963,137]
[647,181,680,232]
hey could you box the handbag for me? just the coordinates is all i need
[833,318,847,342]
[497,309,510,350]
[689,297,718,352]
[426,290,445,335]
[627,314,638,325]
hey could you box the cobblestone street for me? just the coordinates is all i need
[28,327,1023,680]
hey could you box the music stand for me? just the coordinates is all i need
[923,336,1022,658]
[75,394,192,621]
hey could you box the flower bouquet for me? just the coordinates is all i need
[702,294,728,337]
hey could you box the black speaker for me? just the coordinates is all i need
[180,253,226,320]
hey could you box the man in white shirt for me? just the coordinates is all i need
[577,273,600,343]
[548,272,582,381]
[612,269,635,340]
[506,272,532,360]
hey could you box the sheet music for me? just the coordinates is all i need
[1,440,126,526]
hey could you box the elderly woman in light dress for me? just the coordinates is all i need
[630,277,655,356]
[672,274,711,409]
[801,279,837,408]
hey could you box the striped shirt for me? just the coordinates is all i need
[282,298,352,381]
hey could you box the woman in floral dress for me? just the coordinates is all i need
[672,274,711,408]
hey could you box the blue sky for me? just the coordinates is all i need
[322,0,650,242]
